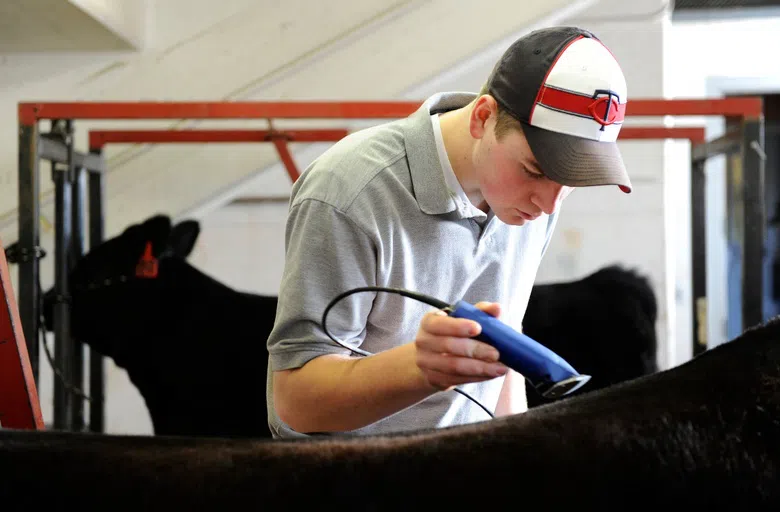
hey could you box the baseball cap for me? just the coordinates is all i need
[486,26,631,194]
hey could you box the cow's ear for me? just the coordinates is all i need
[139,215,173,257]
[168,220,200,258]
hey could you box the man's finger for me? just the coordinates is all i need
[420,310,481,338]
[416,349,507,378]
[415,334,499,361]
[474,301,501,318]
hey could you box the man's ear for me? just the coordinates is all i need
[469,95,497,140]
[168,219,200,259]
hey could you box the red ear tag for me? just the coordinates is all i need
[135,241,159,278]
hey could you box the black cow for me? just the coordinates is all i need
[1,315,779,508]
[42,215,277,439]
[39,213,657,439]
[523,264,658,406]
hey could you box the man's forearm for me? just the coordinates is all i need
[494,369,527,417]
[273,343,439,433]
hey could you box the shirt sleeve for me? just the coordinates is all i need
[266,197,379,372]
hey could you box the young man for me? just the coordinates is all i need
[266,26,632,438]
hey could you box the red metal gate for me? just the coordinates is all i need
[0,238,44,429]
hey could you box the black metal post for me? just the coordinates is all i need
[742,116,767,331]
[87,155,106,434]
[690,157,708,357]
[17,122,40,383]
[52,162,73,429]
[70,164,87,431]
[52,119,75,430]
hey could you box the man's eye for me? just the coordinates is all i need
[524,166,544,179]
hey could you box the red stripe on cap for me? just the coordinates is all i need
[537,86,626,127]
[529,35,585,124]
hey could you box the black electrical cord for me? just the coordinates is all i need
[321,286,495,420]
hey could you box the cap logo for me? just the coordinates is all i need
[525,36,627,143]
[588,90,623,131]
[535,85,626,129]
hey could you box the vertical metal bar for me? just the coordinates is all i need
[52,158,74,430]
[691,158,708,357]
[17,122,40,383]
[742,116,767,331]
[70,165,86,431]
[87,153,105,433]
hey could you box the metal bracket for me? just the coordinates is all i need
[4,244,47,264]
[750,140,767,161]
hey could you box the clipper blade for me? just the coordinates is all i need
[537,374,592,399]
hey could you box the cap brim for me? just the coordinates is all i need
[522,122,632,194]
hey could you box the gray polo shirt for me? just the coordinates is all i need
[266,92,559,438]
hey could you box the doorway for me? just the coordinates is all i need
[725,92,780,339]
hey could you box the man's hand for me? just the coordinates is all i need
[414,302,508,391]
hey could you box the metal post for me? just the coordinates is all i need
[690,158,708,357]
[87,156,105,433]
[17,122,40,383]
[70,164,86,431]
[52,161,73,429]
[742,116,767,331]
[51,119,75,430]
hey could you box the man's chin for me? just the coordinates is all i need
[497,211,528,226]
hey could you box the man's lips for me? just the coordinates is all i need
[517,210,539,221]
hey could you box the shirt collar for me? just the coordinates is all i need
[401,92,481,217]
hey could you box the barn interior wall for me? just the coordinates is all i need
[6,0,777,436]
[3,0,593,433]
[188,0,678,411]
[663,13,780,364]
[67,0,149,50]
[186,10,780,440]
[188,2,674,344]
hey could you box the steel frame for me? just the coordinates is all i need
[88,129,350,183]
[15,98,764,433]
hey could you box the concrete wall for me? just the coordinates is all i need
[68,0,149,49]
[186,0,680,437]
[533,0,674,369]
[185,7,780,440]
[7,0,780,436]
[3,0,592,434]
[664,13,780,359]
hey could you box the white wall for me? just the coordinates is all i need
[1,0,584,251]
[197,0,776,379]
[45,0,673,435]
[664,14,780,358]
[193,0,680,374]
[3,0,593,435]
[10,0,779,437]
[188,202,289,295]
[68,0,149,49]
[534,0,674,371]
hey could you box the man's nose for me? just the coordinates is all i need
[534,183,571,215]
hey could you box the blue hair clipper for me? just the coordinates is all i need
[446,300,591,399]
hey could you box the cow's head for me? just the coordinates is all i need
[70,214,200,290]
[42,214,201,362]
[42,214,276,438]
